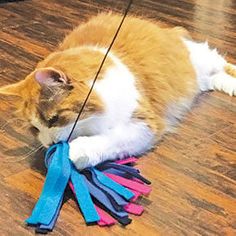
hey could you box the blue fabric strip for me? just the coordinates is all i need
[91,168,134,200]
[83,171,122,212]
[26,142,71,225]
[89,169,128,207]
[70,167,100,223]
[82,175,128,218]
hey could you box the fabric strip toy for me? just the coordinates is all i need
[26,142,151,234]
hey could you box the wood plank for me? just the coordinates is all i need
[0,0,235,235]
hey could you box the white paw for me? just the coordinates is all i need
[69,136,104,170]
[211,73,236,96]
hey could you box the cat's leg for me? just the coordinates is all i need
[183,39,236,96]
[208,63,236,96]
[69,121,155,169]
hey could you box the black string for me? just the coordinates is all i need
[67,0,133,142]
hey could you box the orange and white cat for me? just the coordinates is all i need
[1,13,236,169]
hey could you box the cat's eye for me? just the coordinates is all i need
[29,126,40,136]
[48,114,59,127]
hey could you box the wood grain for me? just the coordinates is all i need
[0,0,235,235]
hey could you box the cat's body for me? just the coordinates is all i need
[1,13,236,169]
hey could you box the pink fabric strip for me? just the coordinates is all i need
[124,203,144,216]
[69,181,75,192]
[95,206,117,226]
[115,157,137,165]
[97,221,107,226]
[104,173,151,195]
[128,189,142,202]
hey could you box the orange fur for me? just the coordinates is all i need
[0,13,197,136]
[60,13,197,133]
[224,63,236,78]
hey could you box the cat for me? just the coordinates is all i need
[0,13,236,170]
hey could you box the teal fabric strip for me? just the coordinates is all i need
[91,168,134,200]
[71,167,100,223]
[38,196,63,231]
[26,142,71,225]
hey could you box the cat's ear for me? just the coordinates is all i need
[0,80,25,97]
[35,67,68,87]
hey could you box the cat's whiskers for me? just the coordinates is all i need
[3,144,44,163]
[0,117,24,133]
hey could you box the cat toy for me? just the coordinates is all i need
[26,142,151,233]
[26,0,152,233]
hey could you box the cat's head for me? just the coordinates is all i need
[0,48,105,147]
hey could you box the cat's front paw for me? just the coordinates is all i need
[71,154,90,170]
[69,136,103,170]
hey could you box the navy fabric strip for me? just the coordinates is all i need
[102,163,140,174]
[103,163,151,185]
[116,216,132,226]
[104,168,132,179]
[35,227,49,234]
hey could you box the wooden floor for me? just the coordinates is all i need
[0,0,236,235]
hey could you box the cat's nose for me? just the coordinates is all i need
[47,142,55,147]
[41,141,54,148]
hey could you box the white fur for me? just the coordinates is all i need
[164,39,236,132]
[94,48,140,124]
[183,38,236,96]
[67,47,154,169]
[183,39,226,91]
[209,72,236,96]
[165,98,194,132]
[70,122,154,169]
